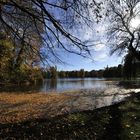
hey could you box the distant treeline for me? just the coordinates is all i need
[57,65,123,78]
[44,64,140,79]
[43,64,140,79]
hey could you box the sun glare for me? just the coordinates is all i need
[130,17,140,29]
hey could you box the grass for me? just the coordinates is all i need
[0,92,140,139]
[0,92,74,123]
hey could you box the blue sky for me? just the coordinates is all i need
[44,1,125,71]
[56,20,123,71]
[57,51,122,71]
[42,0,140,71]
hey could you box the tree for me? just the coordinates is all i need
[59,71,66,78]
[49,66,57,79]
[107,0,140,61]
[0,0,103,65]
[0,34,14,81]
[103,65,123,78]
[123,52,136,79]
[0,33,44,84]
[79,69,85,78]
[0,1,44,69]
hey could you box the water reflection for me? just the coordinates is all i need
[40,78,115,92]
[0,78,118,92]
[0,82,43,92]
[63,89,131,112]
[42,79,57,92]
[1,78,139,93]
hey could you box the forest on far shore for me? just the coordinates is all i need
[45,63,140,79]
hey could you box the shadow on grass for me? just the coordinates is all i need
[0,93,140,140]
[0,109,109,140]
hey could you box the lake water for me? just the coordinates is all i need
[1,78,140,93]
[40,78,118,92]
[0,78,119,92]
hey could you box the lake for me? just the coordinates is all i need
[0,78,120,92]
[40,78,119,92]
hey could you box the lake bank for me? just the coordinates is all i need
[0,90,140,139]
[0,88,140,124]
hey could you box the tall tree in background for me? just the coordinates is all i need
[123,51,137,79]
[79,69,85,78]
[107,0,140,61]
[106,0,140,78]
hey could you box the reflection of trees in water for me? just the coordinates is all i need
[57,78,85,90]
[59,80,65,86]
[80,79,85,87]
[41,79,57,91]
[43,78,120,92]
[50,79,57,90]
[0,81,44,92]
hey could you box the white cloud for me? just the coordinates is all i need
[130,17,140,29]
[96,24,107,34]
[94,43,106,51]
[94,53,108,62]
[82,28,94,41]
[83,50,108,63]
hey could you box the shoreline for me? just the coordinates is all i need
[0,88,140,124]
[0,91,140,139]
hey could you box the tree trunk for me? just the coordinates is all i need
[15,46,24,69]
[130,47,140,61]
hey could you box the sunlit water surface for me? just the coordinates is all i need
[0,78,140,109]
[41,78,117,92]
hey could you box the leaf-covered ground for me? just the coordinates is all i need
[0,92,140,140]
